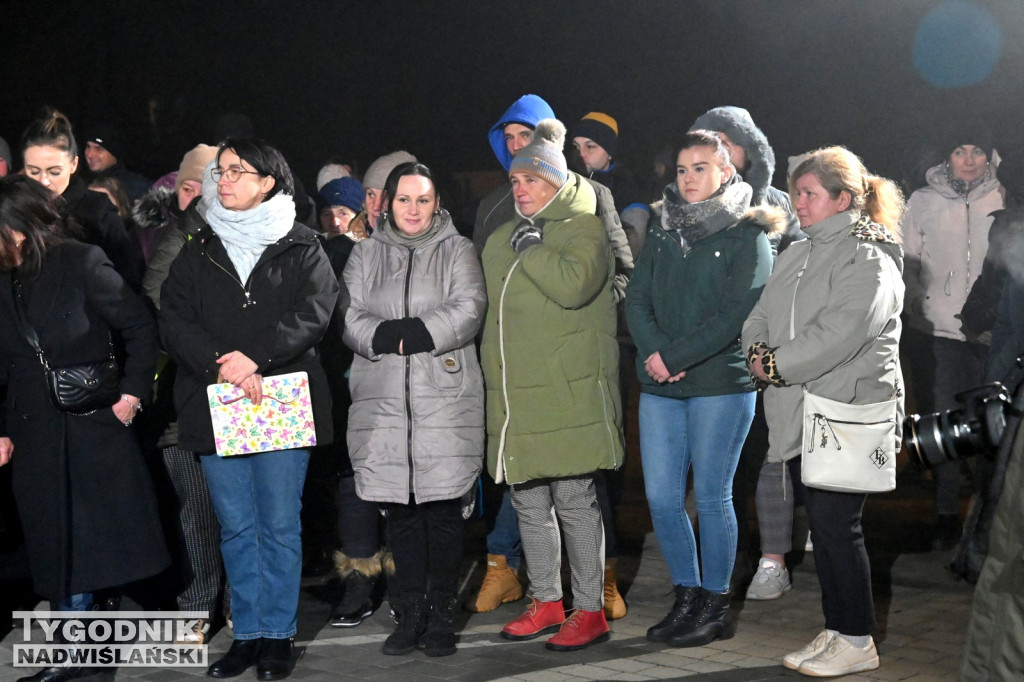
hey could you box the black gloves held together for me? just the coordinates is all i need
[372,317,436,355]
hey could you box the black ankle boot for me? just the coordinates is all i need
[382,594,427,656]
[668,588,734,647]
[646,585,700,643]
[421,595,458,657]
[207,638,262,678]
[256,638,295,681]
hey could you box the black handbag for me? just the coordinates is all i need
[12,277,121,415]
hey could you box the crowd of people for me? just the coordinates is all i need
[0,95,1020,681]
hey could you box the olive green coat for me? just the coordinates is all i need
[480,174,624,484]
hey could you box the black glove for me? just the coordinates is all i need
[394,317,435,355]
[510,220,543,254]
[372,319,403,355]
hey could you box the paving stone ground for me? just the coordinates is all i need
[0,465,975,681]
[1,383,977,681]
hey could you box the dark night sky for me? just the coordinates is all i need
[2,0,1022,207]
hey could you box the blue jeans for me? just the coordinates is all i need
[640,392,754,592]
[486,491,523,570]
[202,448,310,639]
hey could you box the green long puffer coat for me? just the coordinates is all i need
[481,174,624,485]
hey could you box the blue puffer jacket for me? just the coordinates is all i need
[487,94,556,172]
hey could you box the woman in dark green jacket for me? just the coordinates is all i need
[626,130,778,649]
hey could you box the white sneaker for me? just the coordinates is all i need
[798,635,879,677]
[783,630,835,670]
[745,558,792,600]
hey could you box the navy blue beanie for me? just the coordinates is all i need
[316,176,364,213]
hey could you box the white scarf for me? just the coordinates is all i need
[200,161,296,283]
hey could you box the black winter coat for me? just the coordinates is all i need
[159,221,339,454]
[0,241,167,600]
[62,177,144,290]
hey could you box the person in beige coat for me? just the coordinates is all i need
[742,146,905,678]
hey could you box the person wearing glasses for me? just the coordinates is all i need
[159,138,339,681]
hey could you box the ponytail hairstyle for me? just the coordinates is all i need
[21,106,78,158]
[789,146,905,237]
[0,175,68,278]
[678,129,733,171]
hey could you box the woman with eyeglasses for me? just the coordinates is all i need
[20,107,143,290]
[159,138,339,681]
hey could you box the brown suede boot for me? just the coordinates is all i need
[464,554,523,613]
[603,559,627,620]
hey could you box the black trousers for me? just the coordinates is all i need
[805,487,875,636]
[384,497,464,598]
[338,475,382,559]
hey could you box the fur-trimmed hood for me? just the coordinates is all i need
[690,106,777,206]
[131,184,176,231]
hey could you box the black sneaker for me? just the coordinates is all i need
[329,571,380,627]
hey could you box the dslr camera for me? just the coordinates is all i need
[903,382,1016,469]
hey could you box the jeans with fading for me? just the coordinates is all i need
[640,391,755,593]
[202,448,309,640]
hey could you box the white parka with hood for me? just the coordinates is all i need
[902,157,1004,341]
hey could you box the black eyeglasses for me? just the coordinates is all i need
[211,167,260,183]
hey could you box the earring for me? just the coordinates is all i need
[434,208,441,216]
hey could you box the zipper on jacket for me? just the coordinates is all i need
[403,249,416,497]
[204,250,256,307]
[964,197,973,292]
[494,259,521,483]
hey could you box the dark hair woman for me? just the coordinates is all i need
[159,138,339,680]
[626,130,779,649]
[342,161,486,656]
[743,146,905,677]
[0,175,167,682]
[21,107,143,289]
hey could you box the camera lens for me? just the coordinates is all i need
[904,410,976,469]
[903,385,1009,469]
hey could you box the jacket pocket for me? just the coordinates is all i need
[426,350,466,391]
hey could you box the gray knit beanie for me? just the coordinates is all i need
[364,151,416,190]
[509,119,569,189]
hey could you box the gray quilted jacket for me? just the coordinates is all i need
[341,211,486,503]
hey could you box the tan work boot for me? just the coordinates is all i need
[464,554,523,612]
[603,559,627,620]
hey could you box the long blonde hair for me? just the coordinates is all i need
[790,146,905,237]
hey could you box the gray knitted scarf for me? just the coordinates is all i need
[945,162,991,198]
[662,177,752,251]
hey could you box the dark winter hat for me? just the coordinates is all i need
[316,176,365,213]
[84,123,127,162]
[0,136,12,171]
[996,143,1024,200]
[944,122,993,160]
[509,118,569,189]
[572,112,619,157]
[690,106,775,204]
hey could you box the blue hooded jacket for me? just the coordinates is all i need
[488,94,555,171]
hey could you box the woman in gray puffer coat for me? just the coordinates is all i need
[342,162,486,658]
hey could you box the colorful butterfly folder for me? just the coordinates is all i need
[207,372,316,457]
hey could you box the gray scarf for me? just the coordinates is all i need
[200,161,296,282]
[380,210,445,248]
[945,162,992,198]
[661,177,752,251]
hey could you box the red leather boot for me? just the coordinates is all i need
[545,609,610,651]
[500,599,565,641]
